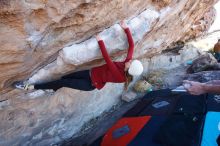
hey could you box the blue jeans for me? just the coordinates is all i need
[34,70,95,91]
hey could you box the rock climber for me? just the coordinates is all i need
[14,21,143,91]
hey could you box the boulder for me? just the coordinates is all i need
[185,71,220,82]
[0,0,219,145]
[187,53,218,73]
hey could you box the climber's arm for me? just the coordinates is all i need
[96,35,124,80]
[120,21,134,62]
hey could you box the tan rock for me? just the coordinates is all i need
[0,0,219,145]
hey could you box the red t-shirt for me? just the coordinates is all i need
[91,28,134,89]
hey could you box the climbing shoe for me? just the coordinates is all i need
[14,81,31,90]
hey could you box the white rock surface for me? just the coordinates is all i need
[29,8,160,84]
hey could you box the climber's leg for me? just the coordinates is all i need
[61,70,91,80]
[34,78,95,91]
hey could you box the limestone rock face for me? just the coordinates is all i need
[187,53,218,73]
[0,0,218,145]
[185,71,220,82]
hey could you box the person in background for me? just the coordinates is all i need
[183,80,220,95]
[214,39,220,62]
[183,39,220,95]
[14,21,143,91]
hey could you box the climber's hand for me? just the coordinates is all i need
[120,20,128,29]
[95,34,102,41]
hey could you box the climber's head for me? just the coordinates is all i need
[126,60,144,76]
[124,60,143,91]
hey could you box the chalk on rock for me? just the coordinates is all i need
[0,100,10,110]
[121,90,138,102]
[28,90,46,99]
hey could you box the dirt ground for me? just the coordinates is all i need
[58,99,140,146]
